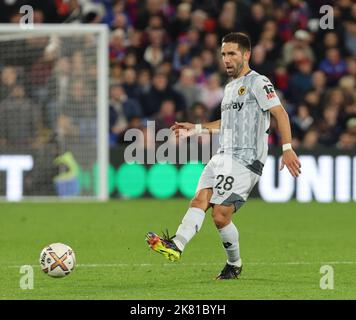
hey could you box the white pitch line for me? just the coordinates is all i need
[4,261,356,268]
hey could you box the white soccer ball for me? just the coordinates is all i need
[39,243,76,278]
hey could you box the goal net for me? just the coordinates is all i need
[0,24,109,201]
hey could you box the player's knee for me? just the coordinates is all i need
[190,195,209,211]
[190,188,213,211]
[212,207,231,229]
[212,214,229,229]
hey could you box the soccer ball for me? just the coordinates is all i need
[39,243,76,278]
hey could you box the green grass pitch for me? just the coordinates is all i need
[0,199,355,300]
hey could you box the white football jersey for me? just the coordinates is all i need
[217,70,281,175]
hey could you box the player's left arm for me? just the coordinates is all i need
[269,105,301,178]
[252,75,301,178]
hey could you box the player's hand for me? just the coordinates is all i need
[170,122,195,137]
[280,149,301,178]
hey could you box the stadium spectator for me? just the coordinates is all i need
[187,102,209,125]
[169,2,192,41]
[109,61,123,83]
[139,72,186,118]
[172,36,193,72]
[201,48,219,75]
[121,50,137,69]
[135,0,164,31]
[137,68,152,94]
[146,14,164,30]
[200,73,224,111]
[327,88,347,109]
[156,59,175,81]
[0,85,43,147]
[216,7,237,42]
[339,75,356,105]
[278,0,310,42]
[281,29,315,67]
[186,101,212,147]
[0,66,19,101]
[250,44,274,80]
[190,55,207,84]
[111,9,132,32]
[337,132,355,150]
[143,28,166,68]
[126,29,145,61]
[190,9,208,36]
[317,105,344,146]
[204,32,219,51]
[291,104,314,141]
[274,66,289,94]
[152,99,177,132]
[311,70,327,94]
[319,48,347,86]
[303,89,323,119]
[246,2,267,46]
[56,79,95,139]
[109,83,142,145]
[315,31,343,61]
[122,68,141,101]
[344,17,356,55]
[347,117,356,136]
[46,57,72,125]
[346,56,356,79]
[258,20,282,62]
[109,29,127,64]
[222,1,249,35]
[186,28,203,56]
[259,0,276,18]
[301,128,321,150]
[173,67,202,109]
[288,58,313,104]
[336,117,356,150]
[122,51,139,69]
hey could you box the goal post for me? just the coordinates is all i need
[0,24,109,201]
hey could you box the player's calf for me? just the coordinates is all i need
[213,204,242,276]
[212,204,233,229]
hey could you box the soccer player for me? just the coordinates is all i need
[146,32,301,279]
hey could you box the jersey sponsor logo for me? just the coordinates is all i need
[238,86,246,96]
[221,101,244,112]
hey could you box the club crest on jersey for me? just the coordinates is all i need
[238,86,246,96]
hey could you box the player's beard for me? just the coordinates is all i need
[233,60,244,79]
[227,60,244,79]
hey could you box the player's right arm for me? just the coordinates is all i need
[171,120,221,136]
[269,105,301,178]
[252,75,301,178]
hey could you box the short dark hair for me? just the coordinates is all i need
[222,32,251,52]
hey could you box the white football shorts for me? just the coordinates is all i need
[195,153,260,212]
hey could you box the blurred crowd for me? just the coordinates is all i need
[0,0,355,151]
